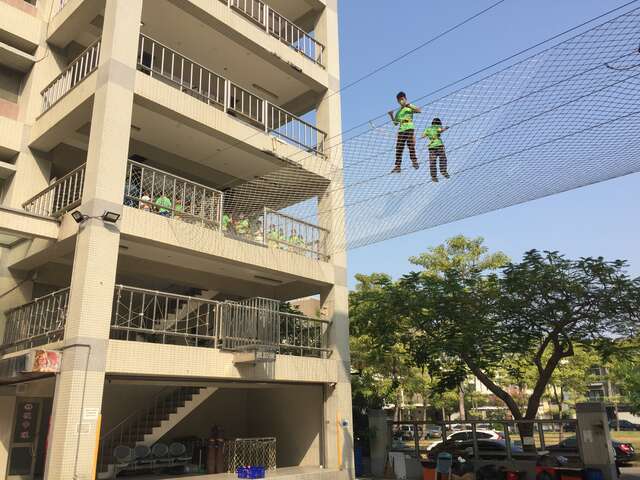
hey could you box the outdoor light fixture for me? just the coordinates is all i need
[71,211,89,224]
[101,211,120,223]
[71,210,120,224]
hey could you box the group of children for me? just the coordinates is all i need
[388,91,450,182]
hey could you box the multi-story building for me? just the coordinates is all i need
[0,0,352,478]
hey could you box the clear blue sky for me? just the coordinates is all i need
[337,0,640,288]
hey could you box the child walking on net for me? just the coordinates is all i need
[388,92,421,173]
[422,117,450,182]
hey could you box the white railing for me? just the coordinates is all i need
[112,285,331,357]
[267,104,325,153]
[138,34,226,107]
[267,8,324,66]
[41,39,101,113]
[229,0,325,66]
[263,208,328,261]
[22,164,86,217]
[137,34,326,155]
[2,288,70,353]
[124,160,223,228]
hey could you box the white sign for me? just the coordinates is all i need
[83,408,99,421]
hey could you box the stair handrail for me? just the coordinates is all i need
[99,386,174,441]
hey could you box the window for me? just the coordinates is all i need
[0,65,22,104]
[477,432,493,439]
[450,432,468,441]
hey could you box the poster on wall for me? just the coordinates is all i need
[24,350,61,373]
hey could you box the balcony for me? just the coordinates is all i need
[39,34,326,156]
[2,288,70,353]
[52,0,323,67]
[226,0,325,66]
[2,285,331,358]
[21,159,329,261]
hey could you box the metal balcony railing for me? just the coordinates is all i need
[22,164,86,218]
[137,34,326,155]
[2,288,70,353]
[112,286,331,357]
[228,0,325,66]
[2,286,331,358]
[263,208,329,261]
[41,39,101,113]
[20,159,329,260]
[124,160,223,228]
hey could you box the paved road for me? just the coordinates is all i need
[622,466,640,480]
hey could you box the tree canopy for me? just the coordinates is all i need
[350,236,640,427]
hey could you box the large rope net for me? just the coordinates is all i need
[222,6,640,254]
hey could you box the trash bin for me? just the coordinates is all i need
[584,468,604,480]
[354,446,364,477]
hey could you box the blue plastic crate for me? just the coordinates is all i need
[236,466,266,478]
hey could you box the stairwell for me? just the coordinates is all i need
[99,386,218,467]
[154,289,219,331]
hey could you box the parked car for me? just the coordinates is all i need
[609,419,640,431]
[427,429,503,451]
[427,438,567,467]
[547,436,636,466]
[395,424,423,441]
[425,425,443,439]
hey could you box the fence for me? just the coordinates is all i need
[219,297,279,351]
[1,288,70,353]
[263,208,328,261]
[41,39,101,113]
[124,160,223,228]
[138,34,226,107]
[225,437,276,472]
[111,286,330,357]
[229,0,324,66]
[388,419,582,466]
[22,164,85,217]
[111,285,220,348]
[136,34,326,155]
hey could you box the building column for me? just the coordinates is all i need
[316,1,354,477]
[43,1,142,479]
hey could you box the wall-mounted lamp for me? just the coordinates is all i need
[71,210,121,224]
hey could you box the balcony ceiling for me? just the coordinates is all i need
[141,0,320,116]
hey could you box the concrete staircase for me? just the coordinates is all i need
[139,385,217,446]
[99,386,218,467]
[154,289,219,331]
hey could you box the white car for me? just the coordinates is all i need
[426,429,502,451]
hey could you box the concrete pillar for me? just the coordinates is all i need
[43,1,142,478]
[576,402,617,480]
[316,1,354,477]
[368,409,390,478]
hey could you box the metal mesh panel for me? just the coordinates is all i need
[220,298,279,351]
[225,437,276,471]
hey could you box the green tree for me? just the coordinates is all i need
[396,248,640,443]
[609,353,640,415]
[409,235,509,420]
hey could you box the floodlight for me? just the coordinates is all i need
[101,211,120,223]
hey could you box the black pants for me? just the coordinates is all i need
[429,146,448,178]
[395,130,418,168]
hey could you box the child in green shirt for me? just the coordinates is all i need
[388,91,421,173]
[422,118,450,182]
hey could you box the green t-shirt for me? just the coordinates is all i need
[155,195,172,213]
[222,214,231,231]
[394,105,416,132]
[423,125,445,149]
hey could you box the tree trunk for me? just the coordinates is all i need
[458,384,466,421]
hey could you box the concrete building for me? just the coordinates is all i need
[0,0,352,478]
